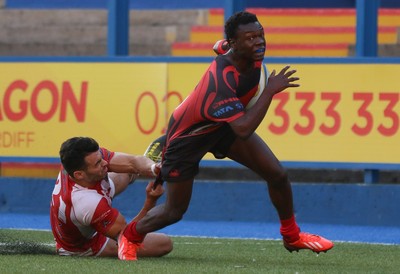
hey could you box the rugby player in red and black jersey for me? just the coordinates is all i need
[118,11,333,259]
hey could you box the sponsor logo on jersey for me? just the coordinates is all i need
[212,97,240,109]
[213,106,235,118]
[102,220,111,228]
[168,169,180,177]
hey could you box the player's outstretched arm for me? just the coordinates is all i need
[265,65,300,95]
[102,181,163,241]
[132,181,164,222]
[108,152,159,178]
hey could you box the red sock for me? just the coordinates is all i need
[280,215,300,242]
[123,221,146,243]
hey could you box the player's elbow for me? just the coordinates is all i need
[229,119,256,140]
[233,126,253,140]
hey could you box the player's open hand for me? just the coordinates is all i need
[266,65,300,95]
[145,181,164,200]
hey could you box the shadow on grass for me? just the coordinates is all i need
[0,231,55,255]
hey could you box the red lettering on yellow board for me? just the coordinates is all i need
[0,80,88,122]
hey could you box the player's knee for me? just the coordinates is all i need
[267,169,289,188]
[148,234,173,257]
[165,207,186,224]
[140,233,173,257]
[159,236,173,256]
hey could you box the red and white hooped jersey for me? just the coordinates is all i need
[50,148,119,256]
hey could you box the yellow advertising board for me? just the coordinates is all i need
[0,62,399,164]
[0,63,168,156]
[262,63,400,163]
[168,63,400,164]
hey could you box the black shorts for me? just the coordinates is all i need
[161,124,236,182]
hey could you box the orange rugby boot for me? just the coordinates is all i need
[117,233,141,261]
[283,232,334,254]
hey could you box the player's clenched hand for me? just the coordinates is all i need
[151,162,162,177]
[266,65,300,95]
[145,181,164,201]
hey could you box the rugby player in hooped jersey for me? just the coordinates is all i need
[117,11,334,259]
[50,136,172,259]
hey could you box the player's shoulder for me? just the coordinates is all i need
[72,187,102,209]
[99,147,115,162]
[215,54,229,63]
[215,55,234,71]
[71,188,103,222]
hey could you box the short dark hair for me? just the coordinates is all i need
[225,11,259,40]
[59,137,99,177]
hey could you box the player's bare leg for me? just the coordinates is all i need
[100,233,172,258]
[227,133,294,220]
[135,179,194,233]
[137,233,173,257]
[227,133,333,253]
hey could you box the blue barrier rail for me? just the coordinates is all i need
[199,160,400,185]
[1,178,399,226]
[5,0,400,9]
[1,156,399,184]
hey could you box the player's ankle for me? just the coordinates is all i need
[280,215,300,242]
[282,234,300,243]
[123,221,146,243]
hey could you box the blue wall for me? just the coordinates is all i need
[1,177,399,227]
[6,0,400,9]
